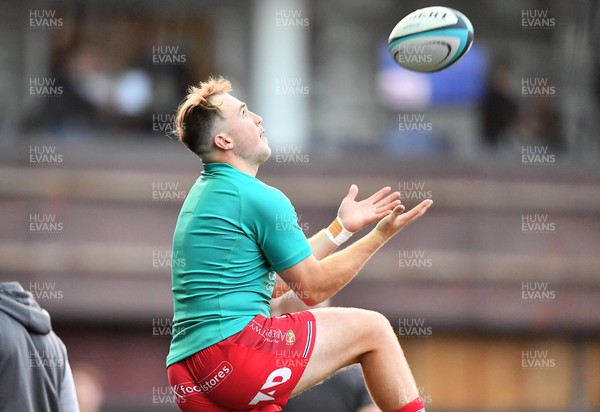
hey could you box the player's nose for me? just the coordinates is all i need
[251,111,263,125]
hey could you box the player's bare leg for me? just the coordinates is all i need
[292,307,420,411]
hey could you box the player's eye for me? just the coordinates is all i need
[241,109,247,118]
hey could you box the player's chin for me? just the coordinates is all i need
[262,138,271,151]
[258,147,272,164]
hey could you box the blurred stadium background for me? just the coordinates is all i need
[1,0,599,411]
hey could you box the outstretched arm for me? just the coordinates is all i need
[279,200,433,305]
[272,185,401,298]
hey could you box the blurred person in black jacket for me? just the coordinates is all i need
[480,57,519,150]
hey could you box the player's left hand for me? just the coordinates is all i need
[337,185,401,233]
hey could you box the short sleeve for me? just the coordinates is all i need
[245,187,312,272]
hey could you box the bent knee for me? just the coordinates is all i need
[349,310,400,353]
[350,309,395,337]
[366,310,393,330]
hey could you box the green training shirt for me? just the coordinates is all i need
[167,162,312,366]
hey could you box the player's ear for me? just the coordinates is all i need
[214,133,234,151]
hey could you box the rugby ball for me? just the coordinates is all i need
[388,6,474,73]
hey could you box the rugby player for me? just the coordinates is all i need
[166,77,432,412]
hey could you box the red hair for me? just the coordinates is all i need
[175,76,232,158]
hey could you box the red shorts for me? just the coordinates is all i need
[167,311,316,411]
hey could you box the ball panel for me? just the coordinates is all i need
[388,6,459,41]
[388,28,471,73]
[452,9,474,34]
[444,28,474,68]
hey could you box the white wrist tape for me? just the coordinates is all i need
[325,216,354,246]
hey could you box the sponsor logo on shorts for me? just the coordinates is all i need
[285,330,296,345]
[248,319,286,344]
[173,361,233,397]
[249,367,292,406]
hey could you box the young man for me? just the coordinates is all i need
[167,77,432,412]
